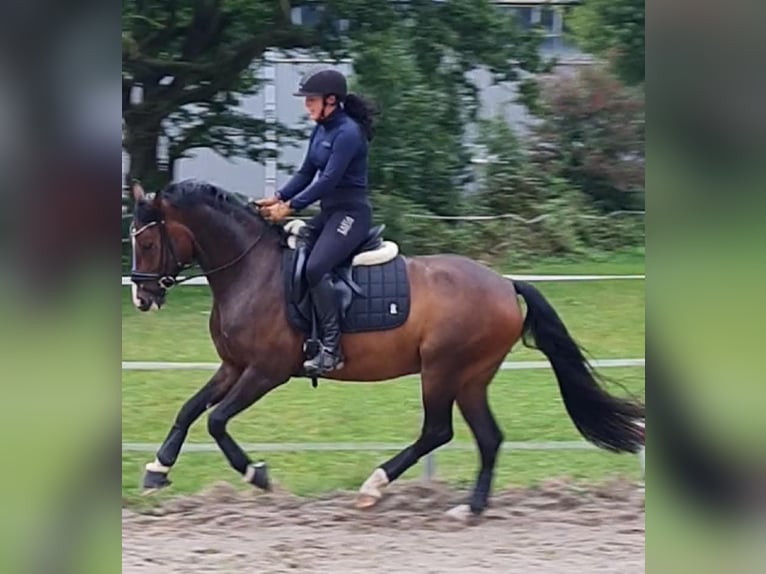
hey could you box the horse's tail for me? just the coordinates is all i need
[514,280,645,454]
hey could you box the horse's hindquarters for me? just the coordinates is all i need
[329,255,523,382]
[414,255,523,369]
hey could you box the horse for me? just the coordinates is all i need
[128,178,644,519]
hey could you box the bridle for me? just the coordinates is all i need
[130,216,265,290]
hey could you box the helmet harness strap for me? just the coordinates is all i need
[319,94,336,122]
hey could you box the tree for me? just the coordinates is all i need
[122,0,320,190]
[530,64,645,212]
[569,0,644,85]
[122,0,545,192]
[346,0,545,216]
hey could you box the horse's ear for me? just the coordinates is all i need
[131,181,145,203]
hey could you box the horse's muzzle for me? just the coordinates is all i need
[133,283,166,312]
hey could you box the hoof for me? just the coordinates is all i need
[445,504,477,523]
[245,462,271,491]
[142,469,171,493]
[356,468,389,509]
[355,493,381,510]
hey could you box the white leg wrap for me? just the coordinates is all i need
[445,504,473,522]
[359,468,389,499]
[243,461,266,483]
[145,459,170,474]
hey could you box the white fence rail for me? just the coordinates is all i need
[122,274,644,286]
[122,441,599,454]
[123,358,644,372]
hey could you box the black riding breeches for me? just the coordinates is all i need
[303,206,372,287]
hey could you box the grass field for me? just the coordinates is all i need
[122,254,644,507]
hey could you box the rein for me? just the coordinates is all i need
[130,218,265,289]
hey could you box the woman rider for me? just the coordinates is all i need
[256,67,376,376]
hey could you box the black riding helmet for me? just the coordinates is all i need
[293,67,348,101]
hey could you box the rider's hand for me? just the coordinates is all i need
[263,200,293,222]
[254,195,280,208]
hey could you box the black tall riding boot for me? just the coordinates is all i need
[304,274,344,375]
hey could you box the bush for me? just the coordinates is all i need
[531,64,645,213]
[370,189,474,256]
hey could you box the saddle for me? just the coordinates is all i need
[280,219,410,386]
[283,219,399,313]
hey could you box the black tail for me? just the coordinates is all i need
[514,280,645,453]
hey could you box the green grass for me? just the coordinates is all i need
[122,277,644,362]
[122,368,645,505]
[123,450,642,510]
[122,256,644,506]
[498,247,645,275]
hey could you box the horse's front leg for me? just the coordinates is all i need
[143,363,241,492]
[206,365,289,489]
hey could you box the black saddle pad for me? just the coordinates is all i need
[341,255,410,333]
[283,248,410,335]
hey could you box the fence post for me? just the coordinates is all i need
[424,452,435,480]
[262,53,277,198]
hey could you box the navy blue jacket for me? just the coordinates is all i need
[276,108,369,212]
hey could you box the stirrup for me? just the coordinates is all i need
[304,346,344,375]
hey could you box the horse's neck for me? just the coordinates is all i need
[183,208,281,305]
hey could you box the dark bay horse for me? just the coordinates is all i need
[129,179,644,519]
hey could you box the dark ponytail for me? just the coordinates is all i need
[343,93,377,142]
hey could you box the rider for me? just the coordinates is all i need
[256,67,376,376]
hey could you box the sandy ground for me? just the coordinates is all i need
[122,479,644,573]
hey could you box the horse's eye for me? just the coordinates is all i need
[141,242,154,251]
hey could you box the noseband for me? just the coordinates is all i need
[130,219,185,289]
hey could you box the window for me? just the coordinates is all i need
[291,5,323,27]
[504,6,534,29]
[541,7,555,30]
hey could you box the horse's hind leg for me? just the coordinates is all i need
[206,366,288,490]
[356,369,456,509]
[143,363,240,492]
[449,375,505,519]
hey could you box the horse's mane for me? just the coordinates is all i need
[144,179,287,241]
